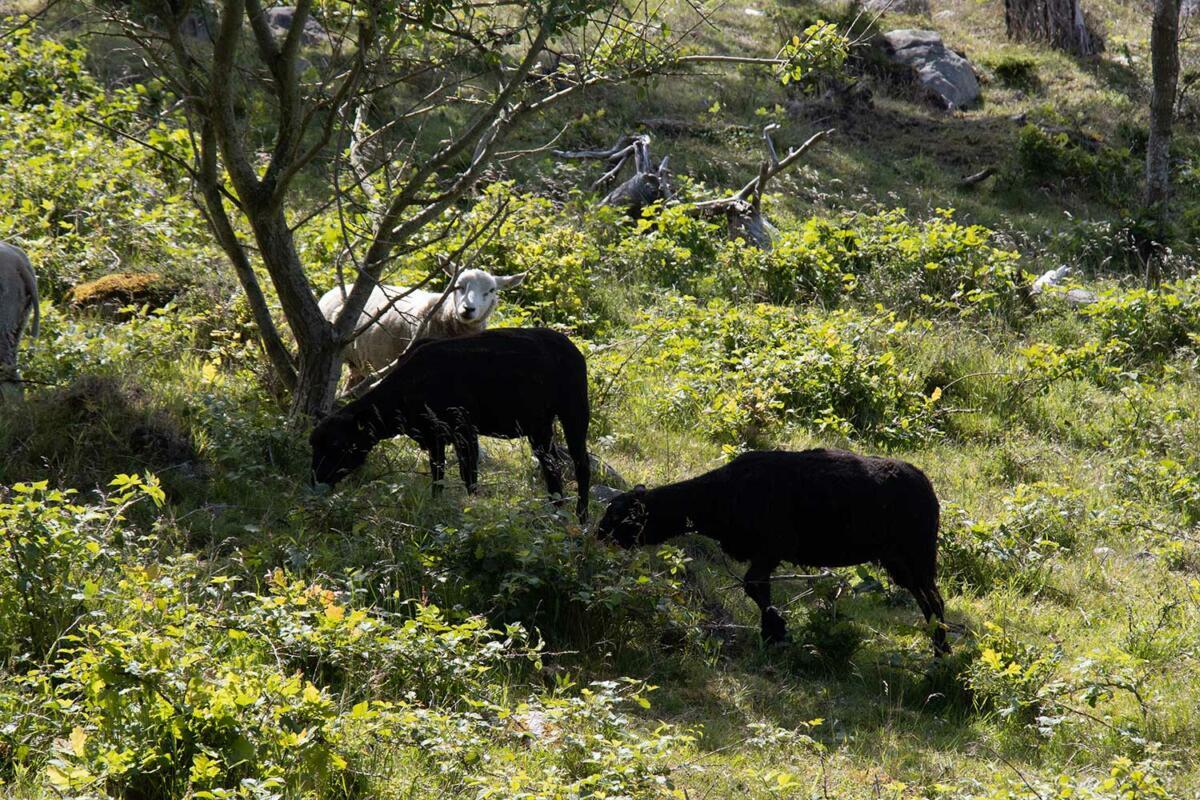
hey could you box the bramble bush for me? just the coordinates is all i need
[420,495,702,654]
[834,209,1027,321]
[605,206,1026,321]
[605,297,940,448]
[0,27,212,296]
[0,476,696,799]
[1015,124,1138,206]
[1082,279,1200,365]
[968,622,1064,728]
[939,482,1089,593]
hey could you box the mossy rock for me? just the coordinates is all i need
[66,272,183,318]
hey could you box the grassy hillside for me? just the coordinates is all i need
[2,1,1200,799]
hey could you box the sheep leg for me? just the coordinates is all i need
[530,427,566,508]
[565,435,590,524]
[558,406,591,524]
[453,431,480,494]
[744,561,787,644]
[886,559,950,656]
[920,583,951,656]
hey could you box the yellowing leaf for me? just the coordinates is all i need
[69,726,88,757]
[45,765,70,788]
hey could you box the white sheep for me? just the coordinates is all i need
[1030,265,1097,307]
[1031,265,1072,295]
[318,268,526,386]
[0,242,39,399]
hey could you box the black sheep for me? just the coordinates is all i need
[595,448,949,654]
[310,328,591,521]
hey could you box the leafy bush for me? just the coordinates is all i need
[44,610,358,799]
[424,496,701,654]
[608,203,723,292]
[0,476,696,799]
[0,28,212,297]
[610,298,940,447]
[236,572,542,702]
[955,756,1172,800]
[1114,453,1200,526]
[968,622,1063,727]
[717,210,1026,319]
[1012,279,1200,399]
[939,483,1088,592]
[1015,124,1138,205]
[792,602,866,668]
[1082,279,1200,364]
[987,52,1041,91]
[847,209,1027,320]
[712,220,855,306]
[0,475,163,663]
[467,187,614,334]
[0,29,92,107]
[614,208,1025,320]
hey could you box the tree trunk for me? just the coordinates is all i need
[290,336,341,419]
[1146,0,1182,236]
[1004,0,1101,56]
[197,184,298,394]
[245,209,342,418]
[1142,0,1183,287]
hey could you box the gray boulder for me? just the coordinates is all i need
[863,0,930,13]
[262,6,327,45]
[883,29,980,110]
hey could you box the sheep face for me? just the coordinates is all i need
[450,269,526,325]
[595,485,648,548]
[309,413,376,486]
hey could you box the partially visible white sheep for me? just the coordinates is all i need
[1032,265,1072,295]
[1030,265,1097,307]
[318,268,526,385]
[0,242,39,399]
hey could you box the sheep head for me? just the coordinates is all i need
[309,411,377,486]
[446,268,527,326]
[595,484,648,548]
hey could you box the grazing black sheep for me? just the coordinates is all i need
[310,328,591,521]
[595,448,949,654]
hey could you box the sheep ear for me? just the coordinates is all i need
[494,272,527,290]
[436,254,455,278]
[633,484,646,495]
